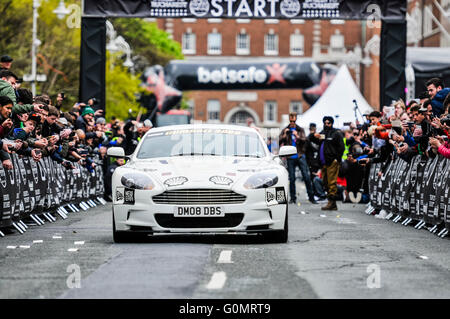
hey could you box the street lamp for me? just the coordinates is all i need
[31,0,69,95]
[53,0,70,20]
[106,21,135,69]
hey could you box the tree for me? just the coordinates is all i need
[0,0,81,109]
[106,52,146,122]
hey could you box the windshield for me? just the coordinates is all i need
[136,128,267,159]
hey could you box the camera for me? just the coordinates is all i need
[398,142,405,148]
[60,92,65,100]
[7,144,15,151]
[440,116,450,127]
[79,149,89,156]
[407,121,415,129]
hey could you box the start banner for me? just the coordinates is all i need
[83,0,406,20]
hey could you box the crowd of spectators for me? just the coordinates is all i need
[280,77,450,214]
[0,54,153,201]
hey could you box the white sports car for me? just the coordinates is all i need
[107,124,297,243]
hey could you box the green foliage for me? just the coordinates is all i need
[0,2,184,119]
[113,18,183,71]
[0,0,81,110]
[106,52,146,122]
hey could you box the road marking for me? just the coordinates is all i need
[52,236,62,239]
[217,250,233,264]
[320,214,327,218]
[206,271,227,290]
[33,240,43,244]
[7,246,17,249]
[19,245,30,249]
[74,241,85,245]
[68,248,79,252]
[419,255,429,260]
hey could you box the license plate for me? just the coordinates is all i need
[174,206,224,217]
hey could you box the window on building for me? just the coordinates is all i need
[264,101,277,123]
[289,101,303,115]
[182,30,196,54]
[207,31,222,55]
[236,31,250,55]
[264,32,278,56]
[290,32,304,56]
[330,19,345,24]
[330,30,345,54]
[207,100,221,122]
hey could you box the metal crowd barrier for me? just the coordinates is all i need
[366,153,450,238]
[0,153,107,237]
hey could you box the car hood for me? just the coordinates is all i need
[124,156,281,188]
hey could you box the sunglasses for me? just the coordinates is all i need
[290,120,296,123]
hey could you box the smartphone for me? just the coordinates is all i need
[35,149,42,156]
[60,92,65,99]
[320,134,326,140]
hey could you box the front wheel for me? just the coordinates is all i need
[113,213,147,243]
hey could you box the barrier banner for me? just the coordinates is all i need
[83,0,407,20]
[368,153,450,233]
[436,159,450,225]
[381,159,394,213]
[0,155,105,231]
[423,156,442,224]
[0,163,12,228]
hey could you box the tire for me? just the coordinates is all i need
[112,213,145,243]
[263,205,288,243]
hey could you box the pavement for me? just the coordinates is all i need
[0,182,450,299]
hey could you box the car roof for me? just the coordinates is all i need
[146,123,260,134]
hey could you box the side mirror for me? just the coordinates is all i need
[107,147,126,158]
[278,146,297,157]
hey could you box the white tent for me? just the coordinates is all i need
[296,65,374,130]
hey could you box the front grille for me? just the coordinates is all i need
[152,189,246,205]
[155,213,244,228]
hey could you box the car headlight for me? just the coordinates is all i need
[243,172,279,189]
[121,173,154,190]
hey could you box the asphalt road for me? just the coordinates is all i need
[1,184,450,299]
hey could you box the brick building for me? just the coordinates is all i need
[407,0,450,47]
[152,17,381,128]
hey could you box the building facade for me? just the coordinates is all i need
[153,17,381,128]
[407,0,450,48]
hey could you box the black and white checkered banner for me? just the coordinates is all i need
[0,154,105,229]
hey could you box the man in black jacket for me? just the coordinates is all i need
[279,112,316,204]
[316,116,345,210]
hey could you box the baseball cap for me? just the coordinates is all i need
[144,119,153,127]
[1,55,13,63]
[418,107,428,113]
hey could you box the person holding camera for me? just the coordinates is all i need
[315,116,345,211]
[429,114,450,158]
[279,112,316,204]
[426,78,450,118]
